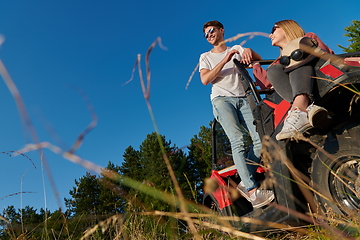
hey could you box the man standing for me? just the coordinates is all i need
[199,20,274,208]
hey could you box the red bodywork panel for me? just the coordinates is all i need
[209,165,266,209]
[344,57,360,66]
[319,64,344,79]
[209,170,233,209]
[263,99,291,128]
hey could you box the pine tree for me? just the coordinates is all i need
[0,206,20,239]
[64,167,124,238]
[65,172,102,217]
[187,123,214,202]
[0,206,56,239]
[119,132,191,211]
[98,161,127,214]
[119,146,142,182]
[338,20,360,53]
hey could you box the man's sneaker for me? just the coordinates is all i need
[236,181,250,201]
[249,189,275,208]
[306,104,329,128]
[237,182,274,208]
[276,109,312,141]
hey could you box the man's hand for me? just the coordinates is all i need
[200,49,239,85]
[241,48,262,65]
[240,48,253,65]
[222,49,239,64]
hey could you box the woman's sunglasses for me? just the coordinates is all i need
[271,25,279,34]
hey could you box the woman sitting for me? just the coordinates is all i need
[252,19,334,140]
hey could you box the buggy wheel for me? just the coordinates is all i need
[311,122,360,215]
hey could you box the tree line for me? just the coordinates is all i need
[0,122,226,239]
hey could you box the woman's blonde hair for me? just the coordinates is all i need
[275,19,305,41]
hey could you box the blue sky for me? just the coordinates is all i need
[0,0,359,212]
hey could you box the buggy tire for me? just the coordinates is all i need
[311,121,360,216]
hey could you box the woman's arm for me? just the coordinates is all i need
[252,62,272,90]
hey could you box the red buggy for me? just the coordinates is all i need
[203,51,360,227]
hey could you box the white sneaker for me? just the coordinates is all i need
[237,182,274,208]
[306,104,328,128]
[250,189,275,208]
[276,109,312,141]
[236,181,250,201]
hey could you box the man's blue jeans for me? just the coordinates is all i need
[212,96,262,191]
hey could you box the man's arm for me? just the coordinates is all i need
[240,48,262,65]
[200,49,239,85]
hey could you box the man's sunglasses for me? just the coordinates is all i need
[204,27,215,38]
[271,25,279,34]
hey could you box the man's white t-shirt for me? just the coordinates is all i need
[199,45,246,100]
